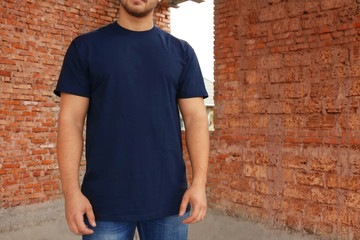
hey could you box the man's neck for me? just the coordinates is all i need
[117,8,154,32]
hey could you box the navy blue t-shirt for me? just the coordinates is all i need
[54,21,208,221]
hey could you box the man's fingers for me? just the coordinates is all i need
[183,204,201,224]
[75,214,94,235]
[179,195,189,216]
[183,203,207,224]
[200,206,207,221]
[86,205,96,227]
[67,218,79,235]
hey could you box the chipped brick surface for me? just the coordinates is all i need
[210,0,360,239]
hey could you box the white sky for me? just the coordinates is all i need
[170,0,214,82]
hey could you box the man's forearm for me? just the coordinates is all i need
[57,118,84,197]
[184,113,209,188]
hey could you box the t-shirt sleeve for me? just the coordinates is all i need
[54,37,90,97]
[177,43,208,99]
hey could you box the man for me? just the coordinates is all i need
[54,0,209,239]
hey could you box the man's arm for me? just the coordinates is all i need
[178,97,209,224]
[57,93,95,235]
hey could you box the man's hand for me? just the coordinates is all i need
[65,191,96,235]
[179,184,207,224]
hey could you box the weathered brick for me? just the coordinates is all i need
[282,199,305,214]
[283,168,295,183]
[245,100,267,114]
[213,1,360,237]
[296,171,324,187]
[221,161,242,174]
[283,184,311,200]
[347,192,360,209]
[254,180,270,195]
[282,153,307,169]
[284,115,304,130]
[244,164,267,179]
[285,215,301,230]
[311,188,337,204]
[316,222,334,236]
[258,3,286,22]
[305,203,323,219]
[230,178,251,191]
[306,115,337,130]
[303,219,317,234]
[320,0,354,10]
[224,102,242,115]
[310,157,337,173]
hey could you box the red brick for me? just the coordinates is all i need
[230,178,251,191]
[254,152,269,164]
[282,199,305,214]
[0,70,12,77]
[224,102,242,115]
[347,113,360,130]
[254,181,270,195]
[306,115,336,130]
[245,100,267,113]
[28,193,46,199]
[311,188,337,204]
[349,209,360,227]
[303,219,317,234]
[25,183,42,189]
[324,206,339,223]
[316,222,334,236]
[347,192,360,209]
[305,203,323,219]
[31,149,47,155]
[41,160,56,165]
[296,171,324,187]
[31,138,46,144]
[285,215,301,230]
[3,180,18,186]
[2,163,20,169]
[320,0,354,10]
[310,157,336,173]
[283,168,295,183]
[348,176,360,191]
[283,184,311,200]
[244,164,267,179]
[282,153,307,169]
[258,3,286,22]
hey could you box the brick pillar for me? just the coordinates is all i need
[210,0,360,239]
[0,0,170,208]
[155,2,171,32]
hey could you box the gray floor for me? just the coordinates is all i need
[0,199,322,240]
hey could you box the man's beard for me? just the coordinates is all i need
[120,0,158,18]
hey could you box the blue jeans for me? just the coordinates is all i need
[82,212,190,240]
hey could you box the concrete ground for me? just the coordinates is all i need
[0,199,323,240]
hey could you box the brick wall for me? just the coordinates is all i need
[210,0,360,239]
[0,0,170,209]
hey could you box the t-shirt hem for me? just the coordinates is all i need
[91,207,191,222]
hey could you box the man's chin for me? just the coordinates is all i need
[120,0,158,18]
[127,9,152,18]
[123,7,154,18]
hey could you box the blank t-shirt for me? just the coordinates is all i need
[54,21,208,221]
